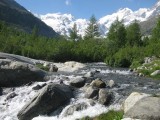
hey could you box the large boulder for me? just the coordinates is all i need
[124,92,150,113]
[124,97,160,120]
[70,77,86,88]
[0,61,47,87]
[17,83,74,120]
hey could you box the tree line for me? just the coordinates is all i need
[0,15,160,68]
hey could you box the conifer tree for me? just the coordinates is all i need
[107,18,126,48]
[84,15,100,39]
[151,17,160,41]
[69,23,78,41]
[126,20,142,46]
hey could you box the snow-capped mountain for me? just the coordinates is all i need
[37,0,160,37]
[37,13,88,37]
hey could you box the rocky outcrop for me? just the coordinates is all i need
[17,84,74,120]
[0,60,47,87]
[124,92,160,120]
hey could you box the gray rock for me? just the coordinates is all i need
[32,83,47,90]
[0,52,36,65]
[0,87,3,96]
[124,97,160,120]
[17,83,73,120]
[62,102,88,117]
[90,78,106,88]
[70,77,85,88]
[84,71,94,78]
[49,64,58,72]
[107,80,115,88]
[151,70,160,76]
[98,89,112,105]
[0,61,47,87]
[85,86,99,99]
[6,92,17,100]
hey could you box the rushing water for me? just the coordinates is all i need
[0,62,160,120]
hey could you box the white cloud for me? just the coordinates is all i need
[65,0,71,6]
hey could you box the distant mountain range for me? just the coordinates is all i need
[0,0,58,37]
[37,0,160,37]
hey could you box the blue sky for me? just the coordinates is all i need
[15,0,157,19]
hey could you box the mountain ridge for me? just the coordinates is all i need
[0,0,58,37]
[37,1,160,37]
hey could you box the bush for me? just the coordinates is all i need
[81,110,124,120]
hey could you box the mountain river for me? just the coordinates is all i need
[0,62,160,120]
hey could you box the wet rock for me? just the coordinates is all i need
[85,86,99,99]
[138,73,144,77]
[2,88,15,95]
[62,102,88,117]
[17,83,73,120]
[151,70,160,76]
[0,59,11,67]
[107,80,115,88]
[49,64,58,72]
[6,92,17,100]
[70,77,85,88]
[124,92,151,113]
[0,87,3,96]
[124,96,160,120]
[98,89,112,105]
[90,78,106,88]
[0,61,47,87]
[84,71,94,78]
[32,83,47,90]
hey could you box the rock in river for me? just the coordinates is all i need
[17,83,74,120]
[0,60,47,87]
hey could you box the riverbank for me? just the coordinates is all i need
[0,53,160,120]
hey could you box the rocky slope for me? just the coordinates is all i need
[0,0,58,37]
[37,0,160,37]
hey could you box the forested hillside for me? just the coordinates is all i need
[0,15,160,68]
[0,0,58,37]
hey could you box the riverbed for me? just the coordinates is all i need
[0,62,160,120]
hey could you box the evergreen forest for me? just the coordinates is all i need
[1,16,160,68]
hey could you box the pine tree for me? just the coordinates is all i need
[84,15,100,39]
[69,23,78,41]
[107,18,126,48]
[152,17,160,41]
[126,20,142,46]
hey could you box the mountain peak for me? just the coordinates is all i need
[38,1,159,37]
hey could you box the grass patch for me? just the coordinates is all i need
[132,59,160,80]
[81,110,124,120]
[36,63,50,71]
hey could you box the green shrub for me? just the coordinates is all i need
[36,63,50,71]
[81,110,124,120]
